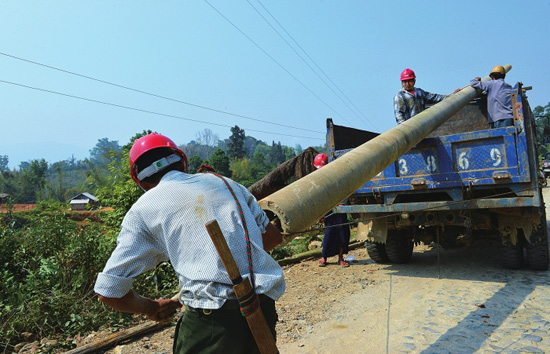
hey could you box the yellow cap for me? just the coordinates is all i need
[490,65,506,75]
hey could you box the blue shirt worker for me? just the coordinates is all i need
[394,68,451,124]
[470,65,514,128]
[94,133,285,354]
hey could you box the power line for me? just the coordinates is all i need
[249,0,377,131]
[245,0,355,127]
[0,79,324,141]
[203,0,349,125]
[0,51,323,135]
[257,0,376,131]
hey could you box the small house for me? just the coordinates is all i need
[69,193,99,211]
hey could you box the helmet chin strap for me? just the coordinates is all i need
[137,153,181,182]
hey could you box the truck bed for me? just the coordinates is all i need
[330,84,541,213]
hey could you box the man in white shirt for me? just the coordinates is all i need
[94,133,285,353]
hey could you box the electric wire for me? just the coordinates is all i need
[0,79,324,141]
[203,0,349,125]
[245,0,356,127]
[252,0,377,131]
[0,51,323,135]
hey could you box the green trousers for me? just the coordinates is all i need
[173,297,278,354]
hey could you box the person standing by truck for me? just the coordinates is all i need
[394,68,449,124]
[470,65,514,128]
[394,68,462,124]
[314,153,351,268]
[94,133,285,353]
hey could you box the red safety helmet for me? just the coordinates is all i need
[129,133,188,185]
[314,153,328,169]
[400,68,416,81]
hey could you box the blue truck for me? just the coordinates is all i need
[329,82,549,270]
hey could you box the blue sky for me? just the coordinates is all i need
[1,1,549,169]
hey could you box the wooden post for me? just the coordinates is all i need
[205,220,278,354]
[62,321,170,354]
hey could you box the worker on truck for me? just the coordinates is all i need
[470,65,514,128]
[94,133,285,354]
[394,68,460,124]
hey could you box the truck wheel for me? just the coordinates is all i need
[365,240,389,263]
[500,242,523,270]
[385,230,413,263]
[525,214,549,270]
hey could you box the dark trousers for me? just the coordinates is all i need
[491,118,514,128]
[173,297,277,354]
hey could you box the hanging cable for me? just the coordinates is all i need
[251,0,377,131]
[0,79,324,141]
[203,0,350,125]
[0,51,323,135]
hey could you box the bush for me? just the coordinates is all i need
[0,210,128,351]
[0,207,184,352]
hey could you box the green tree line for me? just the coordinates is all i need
[0,126,324,204]
[534,101,550,157]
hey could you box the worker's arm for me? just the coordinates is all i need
[98,290,181,322]
[394,94,407,124]
[470,77,490,92]
[262,222,282,252]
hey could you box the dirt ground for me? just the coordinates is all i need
[0,204,36,212]
[67,188,550,354]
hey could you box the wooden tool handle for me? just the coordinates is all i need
[205,220,242,282]
[205,220,278,354]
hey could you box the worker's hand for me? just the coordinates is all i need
[474,77,481,81]
[149,298,182,322]
[453,88,462,94]
[262,223,283,251]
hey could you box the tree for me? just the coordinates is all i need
[89,138,122,166]
[195,129,219,159]
[0,169,18,198]
[19,159,48,202]
[227,126,246,160]
[210,148,231,177]
[0,155,8,171]
[534,103,550,142]
[270,141,285,166]
[188,155,203,173]
[244,136,264,159]
[96,141,143,228]
[534,103,550,156]
[251,151,271,180]
[282,146,297,160]
[43,165,66,202]
[230,158,254,187]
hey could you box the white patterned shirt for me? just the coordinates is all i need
[394,87,448,124]
[94,171,286,309]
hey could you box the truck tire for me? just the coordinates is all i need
[365,240,389,263]
[525,214,549,270]
[500,242,523,270]
[385,230,413,263]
